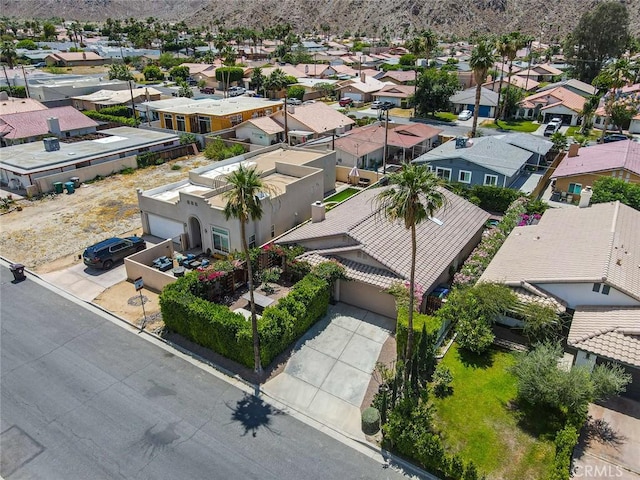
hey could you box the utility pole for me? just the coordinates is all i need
[383,107,389,174]
[283,92,289,145]
[2,65,12,97]
[21,66,30,98]
[128,80,138,122]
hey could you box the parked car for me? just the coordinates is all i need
[228,86,246,97]
[339,97,353,107]
[598,133,629,143]
[199,86,216,94]
[543,118,562,136]
[371,100,383,109]
[458,110,473,121]
[302,100,316,105]
[83,236,146,270]
[285,98,302,105]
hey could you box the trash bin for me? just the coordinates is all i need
[9,263,26,282]
[70,176,81,188]
[53,182,64,194]
[64,181,75,194]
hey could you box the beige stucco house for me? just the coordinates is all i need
[137,145,336,253]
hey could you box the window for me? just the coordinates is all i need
[568,183,582,195]
[458,170,472,184]
[176,115,186,132]
[592,283,601,292]
[602,285,610,295]
[212,227,230,253]
[484,174,498,186]
[164,114,173,130]
[229,114,243,126]
[249,234,256,249]
[435,167,451,181]
[271,225,276,238]
[198,116,211,134]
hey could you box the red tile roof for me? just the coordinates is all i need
[0,106,98,140]
[552,140,640,178]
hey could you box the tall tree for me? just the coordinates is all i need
[564,1,630,83]
[469,39,495,137]
[1,41,16,68]
[593,58,635,138]
[375,164,445,366]
[500,32,525,120]
[494,34,510,123]
[413,67,460,117]
[221,165,273,375]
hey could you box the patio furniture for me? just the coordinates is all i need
[566,194,573,204]
[358,178,371,188]
[241,291,275,309]
[560,191,567,202]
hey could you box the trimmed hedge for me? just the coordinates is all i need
[84,110,139,126]
[547,425,579,480]
[160,269,330,368]
[396,308,441,357]
[362,407,381,435]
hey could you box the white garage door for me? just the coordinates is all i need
[338,280,397,319]
[147,214,184,242]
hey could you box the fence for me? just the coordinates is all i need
[530,151,566,199]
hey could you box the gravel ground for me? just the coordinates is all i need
[0,154,208,272]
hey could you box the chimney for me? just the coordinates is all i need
[361,72,366,83]
[311,200,326,223]
[568,143,579,157]
[47,117,61,136]
[578,186,593,208]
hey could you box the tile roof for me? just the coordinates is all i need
[335,122,442,156]
[278,187,489,290]
[520,86,586,113]
[568,306,640,367]
[301,253,401,289]
[242,116,284,135]
[484,75,540,91]
[47,52,103,62]
[537,79,596,96]
[336,76,387,93]
[480,201,640,302]
[0,97,48,115]
[373,84,415,98]
[450,87,499,107]
[0,106,98,140]
[413,136,532,177]
[375,70,417,83]
[552,140,640,178]
[71,87,162,106]
[274,102,355,134]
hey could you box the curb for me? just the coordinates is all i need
[1,257,438,479]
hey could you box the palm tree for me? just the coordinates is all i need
[375,164,445,365]
[579,94,601,134]
[221,164,273,375]
[1,41,16,68]
[595,58,634,138]
[500,32,525,119]
[469,40,496,137]
[494,34,510,123]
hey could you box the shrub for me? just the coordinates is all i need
[137,152,161,168]
[432,365,453,397]
[84,110,139,127]
[98,105,131,117]
[547,425,579,480]
[396,309,441,358]
[361,407,381,434]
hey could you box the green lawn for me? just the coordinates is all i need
[566,126,600,141]
[324,188,360,204]
[481,119,539,133]
[432,344,555,479]
[428,112,457,122]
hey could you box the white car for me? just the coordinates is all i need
[458,110,473,121]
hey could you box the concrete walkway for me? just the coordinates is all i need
[40,261,127,302]
[263,303,394,440]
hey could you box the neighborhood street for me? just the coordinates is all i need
[0,265,412,480]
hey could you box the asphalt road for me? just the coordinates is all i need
[0,266,411,480]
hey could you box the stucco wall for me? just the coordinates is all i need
[337,279,397,318]
[536,282,640,309]
[124,239,176,293]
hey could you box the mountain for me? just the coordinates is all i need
[2,0,639,40]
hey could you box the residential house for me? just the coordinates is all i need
[449,87,499,118]
[235,117,284,146]
[551,140,640,201]
[71,87,162,111]
[289,78,339,101]
[137,145,336,252]
[0,95,48,115]
[28,76,130,104]
[480,202,640,399]
[293,64,336,79]
[0,106,98,147]
[514,64,562,83]
[270,102,355,145]
[374,70,417,85]
[335,74,387,103]
[334,122,443,169]
[482,75,540,93]
[412,136,533,189]
[275,187,490,318]
[517,86,586,125]
[372,84,414,108]
[496,132,554,166]
[0,126,179,191]
[537,79,596,98]
[179,63,217,86]
[44,51,108,67]
[154,97,284,134]
[328,64,359,78]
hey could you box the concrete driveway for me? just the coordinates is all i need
[573,397,640,479]
[263,303,394,439]
[40,261,127,302]
[532,124,569,137]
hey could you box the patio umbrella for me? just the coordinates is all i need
[348,166,360,185]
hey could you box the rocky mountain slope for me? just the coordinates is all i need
[2,0,639,40]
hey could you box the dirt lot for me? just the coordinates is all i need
[0,154,208,272]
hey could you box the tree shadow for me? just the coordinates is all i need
[509,399,564,440]
[227,392,284,438]
[583,417,626,447]
[456,347,495,369]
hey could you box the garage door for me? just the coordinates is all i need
[147,214,184,242]
[338,280,397,318]
[478,105,492,117]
